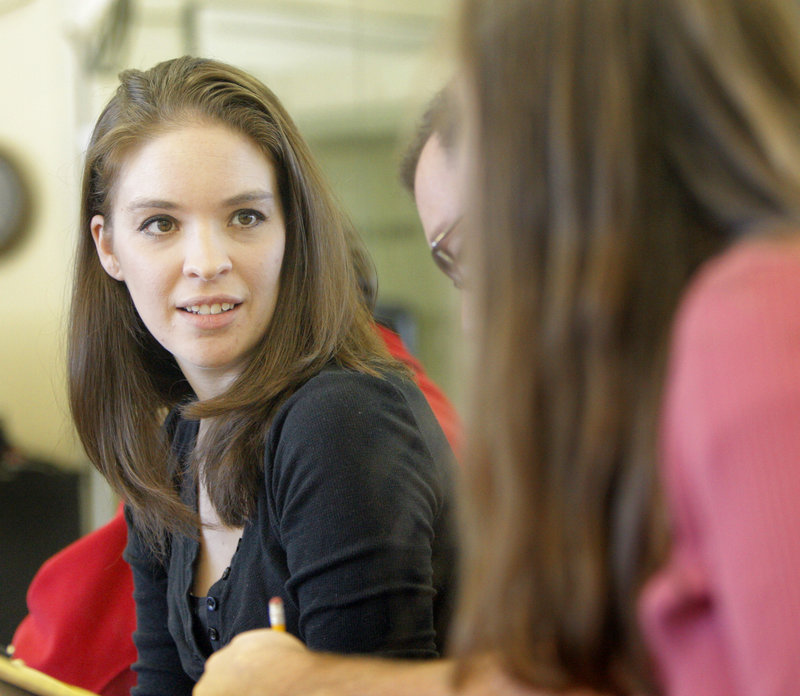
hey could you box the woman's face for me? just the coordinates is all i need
[91,123,286,399]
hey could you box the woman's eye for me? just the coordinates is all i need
[232,209,264,227]
[140,216,175,235]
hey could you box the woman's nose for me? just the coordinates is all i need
[182,225,232,280]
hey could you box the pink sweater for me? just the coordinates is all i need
[639,241,800,695]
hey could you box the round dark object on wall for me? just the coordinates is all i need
[0,147,32,257]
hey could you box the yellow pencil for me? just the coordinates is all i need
[269,596,286,631]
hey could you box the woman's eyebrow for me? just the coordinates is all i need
[125,198,178,212]
[222,191,275,207]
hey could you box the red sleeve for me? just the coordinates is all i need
[375,324,461,456]
[663,245,800,694]
[12,503,137,696]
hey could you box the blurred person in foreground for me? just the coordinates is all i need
[196,0,800,694]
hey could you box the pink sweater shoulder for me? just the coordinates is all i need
[639,241,800,696]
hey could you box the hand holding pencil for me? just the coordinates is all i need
[194,620,308,696]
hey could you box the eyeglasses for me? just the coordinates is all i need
[430,218,464,289]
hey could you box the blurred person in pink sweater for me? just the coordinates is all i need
[195,0,800,695]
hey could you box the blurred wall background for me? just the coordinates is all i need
[0,0,462,531]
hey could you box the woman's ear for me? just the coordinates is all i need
[91,214,124,280]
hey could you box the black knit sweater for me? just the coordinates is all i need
[124,367,458,696]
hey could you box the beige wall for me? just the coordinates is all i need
[0,0,461,483]
[0,0,83,467]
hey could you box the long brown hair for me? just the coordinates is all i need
[451,0,800,692]
[69,56,396,552]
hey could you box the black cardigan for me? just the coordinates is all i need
[124,367,458,696]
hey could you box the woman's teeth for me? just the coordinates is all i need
[185,303,235,315]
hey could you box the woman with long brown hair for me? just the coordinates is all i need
[195,0,800,694]
[69,55,457,696]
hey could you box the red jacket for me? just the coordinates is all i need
[12,326,460,695]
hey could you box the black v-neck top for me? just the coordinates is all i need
[124,367,458,696]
